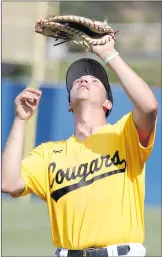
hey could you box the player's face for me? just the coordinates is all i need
[69,75,111,112]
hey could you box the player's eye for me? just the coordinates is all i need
[93,79,99,83]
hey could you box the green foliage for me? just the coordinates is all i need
[59,59,161,87]
[60,2,161,23]
[2,63,32,79]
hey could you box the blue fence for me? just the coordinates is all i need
[2,79,161,206]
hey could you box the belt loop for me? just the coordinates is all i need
[83,249,86,256]
[107,246,114,257]
[55,248,68,257]
[62,249,68,256]
[112,245,118,256]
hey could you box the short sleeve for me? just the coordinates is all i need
[119,112,157,166]
[14,144,46,200]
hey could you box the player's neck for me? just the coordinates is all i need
[73,107,108,141]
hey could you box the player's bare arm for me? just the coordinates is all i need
[36,15,158,146]
[92,37,158,146]
[3,15,157,257]
[2,88,42,195]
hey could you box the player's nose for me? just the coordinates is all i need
[80,79,88,84]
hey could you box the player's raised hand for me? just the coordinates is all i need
[15,88,42,121]
[92,35,116,60]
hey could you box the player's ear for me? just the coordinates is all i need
[68,102,73,112]
[68,93,73,112]
[103,99,112,113]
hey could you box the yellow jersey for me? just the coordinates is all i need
[15,112,156,250]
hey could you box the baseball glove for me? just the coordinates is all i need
[35,15,118,51]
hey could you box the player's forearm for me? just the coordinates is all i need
[2,117,27,193]
[104,54,158,114]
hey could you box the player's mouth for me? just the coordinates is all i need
[78,85,89,91]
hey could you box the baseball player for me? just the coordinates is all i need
[2,35,158,257]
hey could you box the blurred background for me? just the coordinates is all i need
[1,1,161,257]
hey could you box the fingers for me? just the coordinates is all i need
[23,92,39,101]
[16,92,38,102]
[24,87,42,96]
[15,88,42,107]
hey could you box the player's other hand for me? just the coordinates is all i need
[15,88,42,121]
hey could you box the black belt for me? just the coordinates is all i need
[67,245,130,257]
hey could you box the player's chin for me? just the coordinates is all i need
[71,92,90,105]
[77,89,90,97]
[76,95,90,102]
